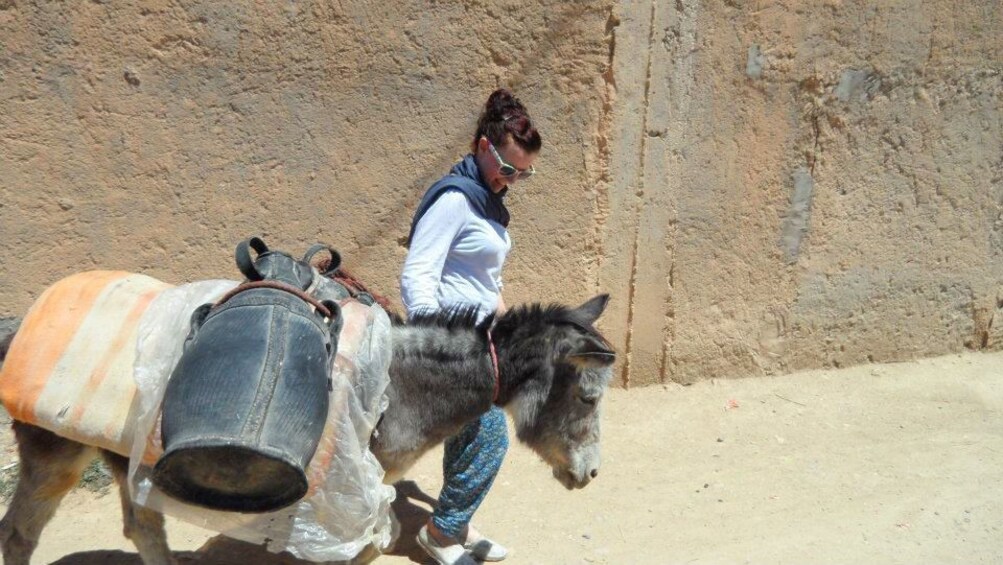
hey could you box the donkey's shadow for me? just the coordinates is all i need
[387,479,440,563]
[49,481,441,565]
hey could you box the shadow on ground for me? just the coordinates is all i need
[388,479,439,563]
[49,481,442,565]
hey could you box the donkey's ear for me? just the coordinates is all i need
[567,334,616,369]
[575,294,610,324]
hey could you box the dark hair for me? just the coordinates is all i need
[471,88,542,153]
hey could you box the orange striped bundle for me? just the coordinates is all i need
[0,271,173,454]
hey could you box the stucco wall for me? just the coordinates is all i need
[0,0,614,318]
[1,1,1000,386]
[602,0,1002,385]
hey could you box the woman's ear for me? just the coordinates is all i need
[477,136,490,154]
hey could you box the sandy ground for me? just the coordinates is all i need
[2,351,1001,565]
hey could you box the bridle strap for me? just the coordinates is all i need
[488,329,500,404]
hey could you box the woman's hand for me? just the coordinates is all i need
[496,294,507,315]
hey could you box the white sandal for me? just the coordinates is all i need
[461,525,509,562]
[417,525,479,565]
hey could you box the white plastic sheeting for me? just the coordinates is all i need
[127,280,395,562]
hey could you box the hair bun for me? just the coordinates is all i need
[472,88,541,153]
[486,88,525,120]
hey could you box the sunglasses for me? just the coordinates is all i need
[487,140,536,180]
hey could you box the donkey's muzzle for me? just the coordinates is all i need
[553,465,597,490]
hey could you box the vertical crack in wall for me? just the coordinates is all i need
[591,6,619,291]
[652,0,695,383]
[799,73,829,177]
[785,75,825,263]
[621,0,659,387]
[622,225,641,387]
[659,261,675,382]
[810,111,821,176]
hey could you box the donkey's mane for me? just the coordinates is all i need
[390,302,609,348]
[396,305,488,332]
[495,303,608,344]
[397,303,593,331]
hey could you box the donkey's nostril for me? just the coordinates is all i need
[590,468,599,479]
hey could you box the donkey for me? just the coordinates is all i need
[0,295,615,565]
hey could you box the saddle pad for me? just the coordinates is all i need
[0,271,173,453]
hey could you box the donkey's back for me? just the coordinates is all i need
[0,271,172,456]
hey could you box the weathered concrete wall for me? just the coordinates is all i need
[603,0,1003,385]
[1,1,1000,387]
[0,0,614,318]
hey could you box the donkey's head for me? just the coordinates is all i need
[493,294,615,490]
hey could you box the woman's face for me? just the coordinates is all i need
[476,136,538,194]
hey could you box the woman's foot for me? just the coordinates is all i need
[459,524,509,562]
[417,522,478,565]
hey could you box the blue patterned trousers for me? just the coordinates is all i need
[431,405,509,538]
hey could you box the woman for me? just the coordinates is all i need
[400,88,541,565]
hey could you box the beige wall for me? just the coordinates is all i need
[602,0,1002,385]
[1,1,1000,386]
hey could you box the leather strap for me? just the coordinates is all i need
[214,280,334,319]
[235,237,270,281]
[302,244,342,276]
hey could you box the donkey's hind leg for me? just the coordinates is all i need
[0,421,96,565]
[101,450,175,565]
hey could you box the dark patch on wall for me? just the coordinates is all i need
[779,168,815,264]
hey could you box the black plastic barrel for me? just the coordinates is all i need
[153,238,342,513]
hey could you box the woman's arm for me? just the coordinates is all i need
[400,191,468,317]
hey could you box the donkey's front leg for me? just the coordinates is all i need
[0,422,95,565]
[102,451,176,565]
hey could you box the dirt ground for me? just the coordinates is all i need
[2,351,1001,565]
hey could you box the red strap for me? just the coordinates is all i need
[488,330,500,403]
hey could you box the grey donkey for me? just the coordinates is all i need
[0,295,615,565]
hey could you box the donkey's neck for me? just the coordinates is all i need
[489,317,553,406]
[372,324,497,481]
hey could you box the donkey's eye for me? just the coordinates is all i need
[577,395,599,406]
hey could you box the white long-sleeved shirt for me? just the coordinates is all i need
[401,190,511,318]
